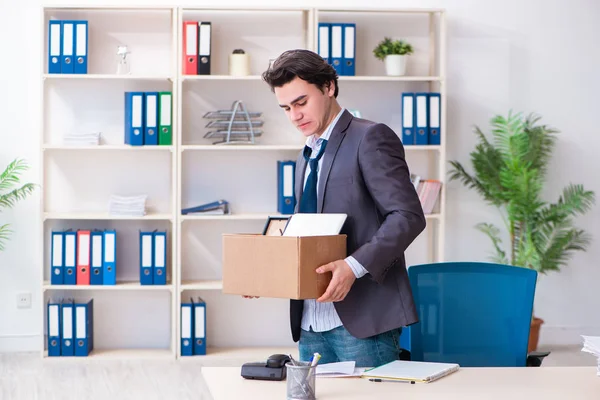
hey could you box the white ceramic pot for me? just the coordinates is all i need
[384,54,407,76]
[229,53,250,76]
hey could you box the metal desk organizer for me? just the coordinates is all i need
[203,100,264,145]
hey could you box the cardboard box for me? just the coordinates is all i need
[222,234,347,299]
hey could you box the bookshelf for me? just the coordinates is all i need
[40,5,179,360]
[40,5,446,361]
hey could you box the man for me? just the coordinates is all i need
[260,49,426,368]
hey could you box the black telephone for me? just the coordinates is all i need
[240,354,291,381]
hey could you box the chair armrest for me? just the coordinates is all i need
[526,351,551,367]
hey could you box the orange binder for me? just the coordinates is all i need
[76,230,90,285]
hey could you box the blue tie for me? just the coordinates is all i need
[299,139,328,213]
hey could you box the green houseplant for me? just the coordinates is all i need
[0,159,36,251]
[448,112,595,351]
[373,37,413,76]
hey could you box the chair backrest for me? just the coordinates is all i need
[400,262,537,367]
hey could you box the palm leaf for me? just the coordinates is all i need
[0,159,30,192]
[0,224,11,251]
[476,222,508,264]
[0,184,37,210]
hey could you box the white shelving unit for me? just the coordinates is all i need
[40,5,446,362]
[40,6,179,360]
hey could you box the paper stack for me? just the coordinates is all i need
[581,335,600,376]
[63,132,101,146]
[108,194,147,216]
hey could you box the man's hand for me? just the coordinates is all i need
[316,259,356,303]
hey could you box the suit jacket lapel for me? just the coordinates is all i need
[317,110,353,213]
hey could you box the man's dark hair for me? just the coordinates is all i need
[262,49,339,97]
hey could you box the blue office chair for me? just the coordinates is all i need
[399,262,549,367]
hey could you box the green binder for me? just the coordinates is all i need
[158,92,172,145]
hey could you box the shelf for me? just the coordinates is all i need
[43,281,174,291]
[181,75,442,82]
[44,212,173,221]
[316,7,445,14]
[44,348,174,360]
[43,74,173,81]
[43,145,174,151]
[182,75,262,81]
[339,76,442,82]
[181,213,279,221]
[405,145,441,151]
[178,346,298,363]
[181,280,223,291]
[181,144,303,151]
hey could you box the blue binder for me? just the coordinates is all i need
[63,231,77,285]
[415,92,429,145]
[48,20,62,74]
[90,230,103,285]
[144,92,159,145]
[277,161,296,214]
[181,300,194,356]
[153,231,167,285]
[73,21,88,74]
[60,21,75,74]
[428,92,441,145]
[51,231,64,285]
[193,297,207,355]
[342,23,356,76]
[125,92,145,146]
[401,93,415,145]
[139,231,154,285]
[61,299,75,356]
[330,23,344,75]
[318,23,331,64]
[47,300,61,356]
[74,299,94,357]
[102,230,117,285]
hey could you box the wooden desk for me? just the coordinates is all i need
[202,366,600,400]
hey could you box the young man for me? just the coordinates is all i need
[261,49,426,368]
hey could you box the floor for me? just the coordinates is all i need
[0,345,596,400]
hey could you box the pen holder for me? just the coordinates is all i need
[286,361,316,400]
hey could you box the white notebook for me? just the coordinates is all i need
[282,213,347,237]
[361,360,460,383]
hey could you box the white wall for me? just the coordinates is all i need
[1,0,599,352]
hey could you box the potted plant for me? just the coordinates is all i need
[373,37,414,76]
[448,112,595,351]
[0,159,36,251]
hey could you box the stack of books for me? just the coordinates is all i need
[108,194,147,216]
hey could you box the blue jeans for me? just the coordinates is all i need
[299,325,402,368]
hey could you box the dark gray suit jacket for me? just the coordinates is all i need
[290,109,426,342]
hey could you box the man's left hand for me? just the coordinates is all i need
[316,260,356,303]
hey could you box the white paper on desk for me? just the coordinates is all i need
[315,361,365,378]
[282,213,347,237]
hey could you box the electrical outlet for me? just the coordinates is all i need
[17,292,31,309]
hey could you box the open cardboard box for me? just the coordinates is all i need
[222,233,347,299]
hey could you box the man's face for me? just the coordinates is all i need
[274,76,335,137]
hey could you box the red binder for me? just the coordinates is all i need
[183,21,198,75]
[76,230,90,285]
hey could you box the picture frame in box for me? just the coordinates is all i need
[262,216,290,236]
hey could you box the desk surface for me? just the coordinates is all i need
[202,366,600,400]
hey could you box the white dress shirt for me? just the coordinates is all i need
[300,108,369,332]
